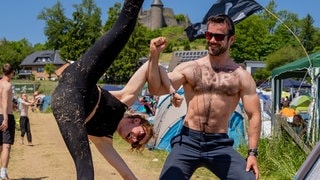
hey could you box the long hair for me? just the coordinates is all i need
[124,112,154,151]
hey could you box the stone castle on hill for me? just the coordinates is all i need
[138,0,191,29]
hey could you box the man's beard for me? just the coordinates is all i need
[207,42,228,56]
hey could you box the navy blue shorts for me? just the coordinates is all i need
[160,126,255,180]
[0,114,16,145]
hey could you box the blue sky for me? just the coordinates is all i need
[0,0,319,45]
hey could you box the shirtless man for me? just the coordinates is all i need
[148,15,261,180]
[19,93,36,145]
[0,63,15,180]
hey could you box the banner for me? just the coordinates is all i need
[185,0,263,41]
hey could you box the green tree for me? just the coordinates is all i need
[38,2,70,50]
[102,2,121,32]
[105,22,150,84]
[313,29,320,52]
[44,63,56,79]
[273,11,301,48]
[39,0,102,61]
[300,14,316,53]
[174,14,187,24]
[260,0,278,33]
[265,46,305,71]
[231,15,272,62]
[253,68,271,82]
[0,38,34,70]
[59,0,102,61]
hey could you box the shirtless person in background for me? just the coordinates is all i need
[148,15,261,180]
[0,63,15,179]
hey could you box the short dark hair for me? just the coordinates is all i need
[207,14,235,36]
[2,63,14,76]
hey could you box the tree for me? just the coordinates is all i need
[174,14,187,24]
[260,0,278,34]
[231,15,273,62]
[273,11,301,48]
[300,14,316,53]
[59,0,102,61]
[39,0,102,61]
[0,38,34,71]
[313,29,320,52]
[102,2,121,32]
[44,63,56,79]
[38,2,70,50]
[102,2,153,84]
[105,22,151,84]
[265,46,305,71]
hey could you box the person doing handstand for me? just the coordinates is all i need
[50,0,184,179]
[51,0,148,179]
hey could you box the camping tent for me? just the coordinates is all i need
[271,51,320,144]
[258,78,311,89]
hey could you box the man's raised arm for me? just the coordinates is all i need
[147,37,170,95]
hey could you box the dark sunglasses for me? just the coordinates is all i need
[131,128,147,148]
[205,31,228,41]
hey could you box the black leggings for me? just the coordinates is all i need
[51,0,144,179]
[20,116,32,143]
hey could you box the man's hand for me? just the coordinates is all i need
[246,156,259,180]
[149,37,168,61]
[171,93,184,108]
[0,119,8,131]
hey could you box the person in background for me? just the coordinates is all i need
[148,15,261,180]
[0,63,15,179]
[279,100,297,123]
[292,114,306,137]
[140,96,154,116]
[19,93,36,146]
[33,91,45,111]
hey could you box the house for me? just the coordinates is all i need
[20,50,66,80]
[243,60,266,74]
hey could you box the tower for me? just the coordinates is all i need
[150,0,164,30]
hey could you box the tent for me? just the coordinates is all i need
[271,51,320,144]
[258,78,311,89]
[147,88,187,151]
[290,95,312,113]
[102,84,124,91]
[147,88,247,151]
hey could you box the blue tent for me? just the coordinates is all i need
[258,78,311,89]
[102,84,124,91]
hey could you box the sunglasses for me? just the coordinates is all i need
[130,127,147,148]
[205,31,228,41]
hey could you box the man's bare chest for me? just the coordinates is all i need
[193,66,241,95]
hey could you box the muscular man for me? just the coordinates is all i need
[0,63,15,179]
[148,15,261,180]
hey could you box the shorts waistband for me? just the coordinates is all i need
[181,126,228,139]
[0,114,14,120]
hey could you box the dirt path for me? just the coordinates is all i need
[8,111,163,180]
